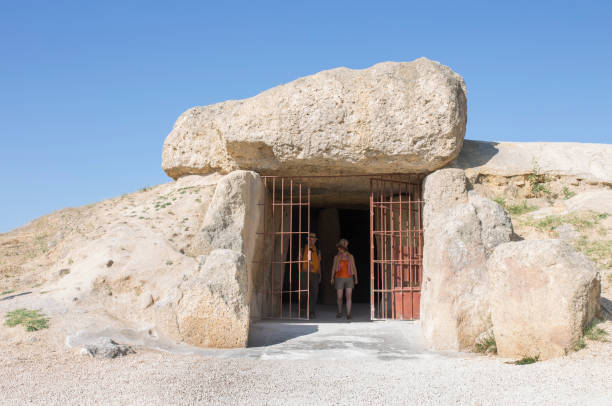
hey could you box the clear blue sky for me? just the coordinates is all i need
[1,1,611,232]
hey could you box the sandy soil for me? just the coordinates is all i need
[1,332,611,406]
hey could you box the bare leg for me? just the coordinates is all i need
[346,288,353,317]
[336,289,344,315]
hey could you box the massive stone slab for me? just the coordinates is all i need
[487,240,601,359]
[162,58,467,179]
[452,140,612,184]
[176,249,250,348]
[191,170,265,320]
[421,169,513,350]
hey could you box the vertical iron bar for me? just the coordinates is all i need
[272,178,277,318]
[262,178,267,319]
[398,179,404,320]
[417,182,423,314]
[307,186,311,320]
[378,179,382,320]
[383,180,388,319]
[298,183,302,319]
[370,178,375,320]
[289,180,293,319]
[408,183,413,318]
[280,178,284,319]
[390,179,395,320]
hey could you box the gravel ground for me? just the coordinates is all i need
[1,341,611,406]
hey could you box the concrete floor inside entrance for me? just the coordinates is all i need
[131,303,432,361]
[246,304,429,361]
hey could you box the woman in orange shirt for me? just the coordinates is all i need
[330,238,359,319]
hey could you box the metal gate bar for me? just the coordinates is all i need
[261,177,311,320]
[370,177,423,320]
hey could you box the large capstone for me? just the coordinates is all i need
[162,58,467,179]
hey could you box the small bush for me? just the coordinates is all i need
[511,355,540,365]
[507,201,537,216]
[562,187,576,200]
[584,319,608,342]
[574,338,587,351]
[4,308,50,331]
[475,333,497,354]
[1,290,15,296]
[494,197,506,208]
[527,159,551,198]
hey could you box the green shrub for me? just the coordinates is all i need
[475,333,497,354]
[494,197,506,208]
[507,201,537,215]
[4,308,49,331]
[527,159,550,198]
[562,187,576,200]
[584,319,608,342]
[574,338,586,351]
[512,355,540,365]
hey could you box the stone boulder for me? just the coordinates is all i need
[162,58,467,179]
[175,249,250,348]
[190,170,265,319]
[83,337,135,359]
[421,169,513,350]
[487,240,601,359]
[191,170,264,257]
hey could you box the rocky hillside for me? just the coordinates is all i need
[1,174,221,350]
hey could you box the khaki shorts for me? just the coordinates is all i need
[334,277,354,290]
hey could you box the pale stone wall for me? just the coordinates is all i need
[162,170,265,347]
[421,169,513,350]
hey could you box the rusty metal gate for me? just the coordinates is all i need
[261,177,311,320]
[370,177,423,320]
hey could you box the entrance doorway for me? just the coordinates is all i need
[260,175,423,321]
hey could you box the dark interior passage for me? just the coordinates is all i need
[281,207,371,309]
[337,209,370,303]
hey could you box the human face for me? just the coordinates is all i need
[309,237,317,246]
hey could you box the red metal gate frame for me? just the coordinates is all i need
[261,177,311,320]
[370,177,423,320]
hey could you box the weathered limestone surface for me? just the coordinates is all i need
[191,170,265,322]
[453,140,612,183]
[162,58,467,179]
[487,240,601,359]
[421,169,513,350]
[191,170,265,259]
[468,191,514,256]
[176,249,250,348]
[151,170,265,347]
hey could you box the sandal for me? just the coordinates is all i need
[346,314,352,320]
[336,313,343,318]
